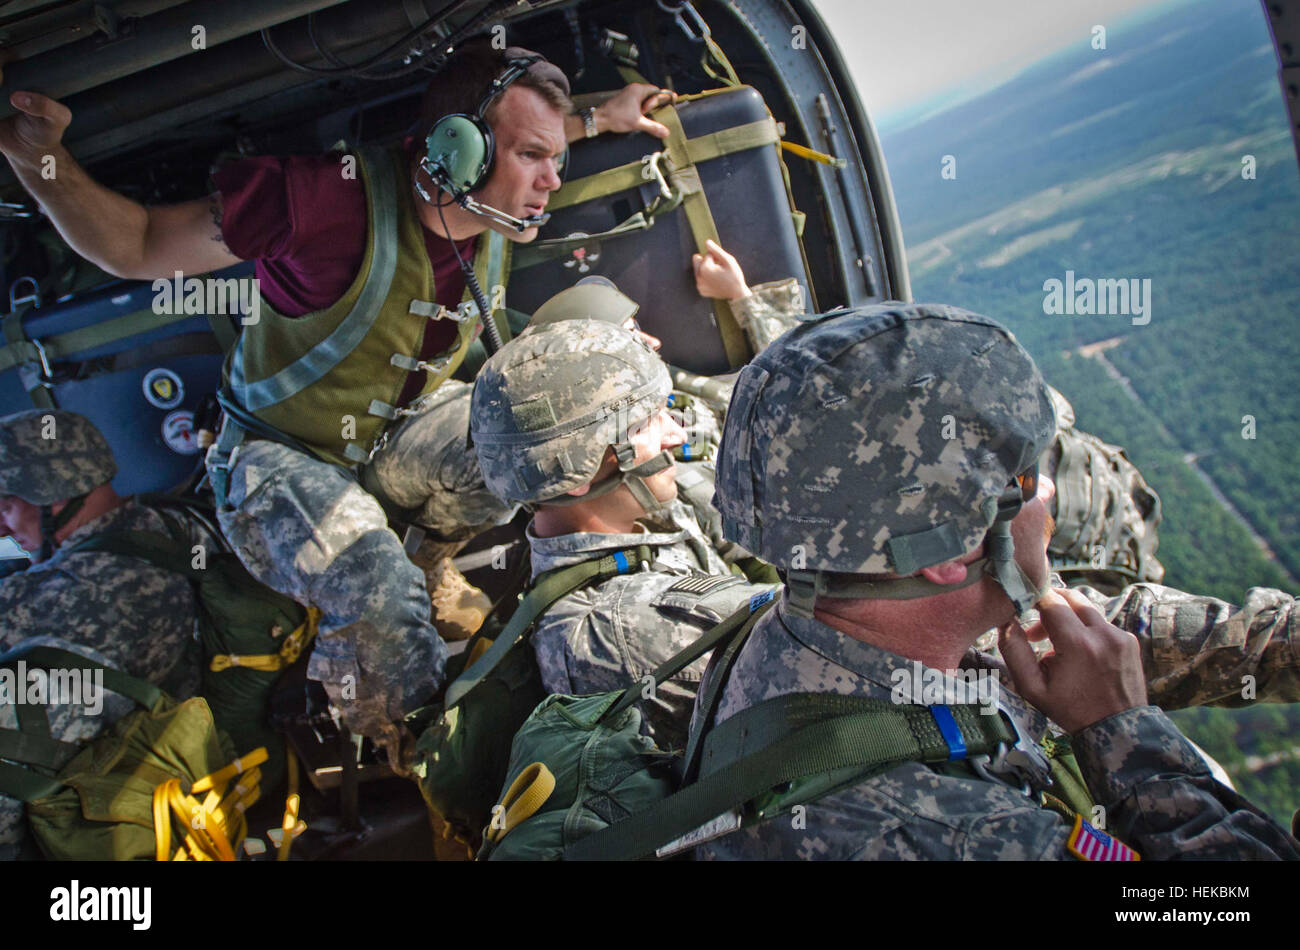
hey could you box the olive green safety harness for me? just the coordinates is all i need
[473,586,1104,860]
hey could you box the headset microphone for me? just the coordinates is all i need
[419,51,565,232]
[418,48,569,355]
[413,167,550,232]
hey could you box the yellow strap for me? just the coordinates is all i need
[780,140,847,168]
[278,738,301,862]
[209,607,321,673]
[191,746,268,793]
[485,762,556,844]
[154,758,258,862]
[215,766,262,826]
[150,749,268,861]
[163,781,233,861]
[465,636,493,669]
[152,779,175,861]
[656,103,749,368]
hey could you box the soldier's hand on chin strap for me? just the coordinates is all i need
[998,588,1148,735]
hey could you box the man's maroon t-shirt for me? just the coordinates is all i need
[212,154,476,408]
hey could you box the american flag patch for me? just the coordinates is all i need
[1066,813,1140,862]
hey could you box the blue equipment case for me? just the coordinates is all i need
[0,264,250,496]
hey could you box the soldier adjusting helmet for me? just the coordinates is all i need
[471,316,673,510]
[713,303,1057,617]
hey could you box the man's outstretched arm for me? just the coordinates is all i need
[0,90,243,279]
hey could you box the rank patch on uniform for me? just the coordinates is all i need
[1066,813,1140,861]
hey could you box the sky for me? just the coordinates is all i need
[813,0,1198,129]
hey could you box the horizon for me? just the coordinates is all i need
[814,0,1207,132]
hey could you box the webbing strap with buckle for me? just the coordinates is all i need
[512,103,781,289]
[442,544,655,708]
[0,305,199,376]
[2,309,55,409]
[563,695,1015,861]
[658,104,748,368]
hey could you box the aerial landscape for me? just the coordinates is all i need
[868,0,1300,822]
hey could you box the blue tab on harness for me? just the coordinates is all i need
[749,588,775,613]
[681,444,692,460]
[613,551,631,573]
[930,705,967,761]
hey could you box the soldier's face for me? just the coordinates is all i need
[626,404,687,505]
[0,494,42,556]
[475,85,567,242]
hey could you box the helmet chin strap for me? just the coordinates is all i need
[785,522,1046,621]
[541,446,675,515]
[981,518,1046,622]
[37,494,88,562]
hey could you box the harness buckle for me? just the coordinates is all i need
[643,151,673,200]
[30,336,54,381]
[658,1,709,42]
[971,709,1052,796]
[969,745,1031,797]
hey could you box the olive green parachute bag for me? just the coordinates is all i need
[410,544,656,847]
[0,645,260,861]
[479,588,1069,862]
[69,499,317,793]
[477,588,778,861]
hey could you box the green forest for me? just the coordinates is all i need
[881,0,1300,824]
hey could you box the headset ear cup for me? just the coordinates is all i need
[424,113,494,197]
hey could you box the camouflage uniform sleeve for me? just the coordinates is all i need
[1073,705,1300,859]
[674,462,780,584]
[1044,386,1164,593]
[731,278,803,354]
[667,393,723,463]
[1074,582,1300,707]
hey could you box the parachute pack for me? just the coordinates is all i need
[410,543,658,846]
[0,644,262,861]
[472,590,1098,861]
[68,496,318,793]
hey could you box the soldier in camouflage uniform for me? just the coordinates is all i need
[694,303,1299,860]
[0,410,200,858]
[0,37,679,754]
[471,292,777,752]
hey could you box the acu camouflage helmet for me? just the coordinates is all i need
[714,303,1057,617]
[471,318,673,507]
[0,409,117,505]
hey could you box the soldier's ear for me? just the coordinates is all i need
[920,559,970,586]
